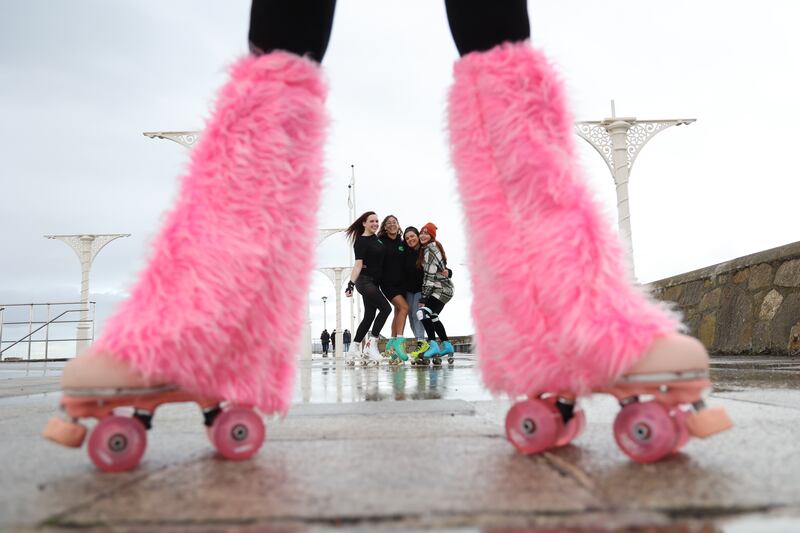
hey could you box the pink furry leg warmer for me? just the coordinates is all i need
[92,52,327,414]
[448,42,681,397]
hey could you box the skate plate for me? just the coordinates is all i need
[600,377,713,405]
[57,387,219,420]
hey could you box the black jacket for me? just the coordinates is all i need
[403,246,424,293]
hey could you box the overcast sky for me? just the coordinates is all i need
[2,0,799,349]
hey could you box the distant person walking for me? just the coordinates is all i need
[320,329,330,357]
[343,329,351,352]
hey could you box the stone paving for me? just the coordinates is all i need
[1,355,799,532]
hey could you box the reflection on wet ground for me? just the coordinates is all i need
[711,357,800,391]
[0,360,65,379]
[293,354,800,404]
[292,354,494,404]
[1,355,799,405]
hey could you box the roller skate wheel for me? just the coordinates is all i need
[554,409,586,448]
[613,401,677,463]
[209,405,265,461]
[686,406,733,438]
[87,416,147,472]
[505,399,562,455]
[447,357,454,364]
[669,407,691,453]
[43,416,87,448]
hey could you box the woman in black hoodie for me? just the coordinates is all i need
[378,215,410,362]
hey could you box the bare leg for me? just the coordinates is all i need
[390,294,409,337]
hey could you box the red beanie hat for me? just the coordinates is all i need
[421,222,437,240]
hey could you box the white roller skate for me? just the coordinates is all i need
[362,334,382,366]
[344,342,363,366]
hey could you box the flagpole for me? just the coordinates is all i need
[347,164,360,334]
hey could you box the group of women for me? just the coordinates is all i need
[344,212,455,366]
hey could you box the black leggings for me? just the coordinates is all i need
[248,0,530,62]
[354,276,392,343]
[420,297,449,343]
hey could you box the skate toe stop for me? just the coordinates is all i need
[43,417,87,447]
[686,407,733,438]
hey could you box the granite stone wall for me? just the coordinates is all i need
[648,241,800,355]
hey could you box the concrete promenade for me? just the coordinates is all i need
[1,355,799,532]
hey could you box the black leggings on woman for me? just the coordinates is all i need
[420,297,449,343]
[354,276,392,343]
[248,0,530,62]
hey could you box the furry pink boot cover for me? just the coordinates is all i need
[91,52,327,414]
[448,42,680,397]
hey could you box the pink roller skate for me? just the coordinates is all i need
[503,334,732,463]
[448,42,732,463]
[43,50,328,471]
[43,354,265,472]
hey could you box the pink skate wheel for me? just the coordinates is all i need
[555,409,586,448]
[505,399,561,455]
[613,401,678,464]
[209,406,265,461]
[87,416,147,472]
[670,407,691,453]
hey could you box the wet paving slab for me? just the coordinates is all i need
[0,355,799,531]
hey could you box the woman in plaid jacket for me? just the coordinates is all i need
[416,223,456,363]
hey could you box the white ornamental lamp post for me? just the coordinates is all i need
[321,296,328,330]
[45,233,130,353]
[574,101,695,277]
[319,266,348,359]
[143,131,201,149]
[315,230,348,360]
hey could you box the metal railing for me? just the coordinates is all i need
[0,302,96,361]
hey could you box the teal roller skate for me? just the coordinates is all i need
[424,340,443,366]
[383,338,395,363]
[385,338,408,365]
[441,341,455,365]
[381,338,402,365]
